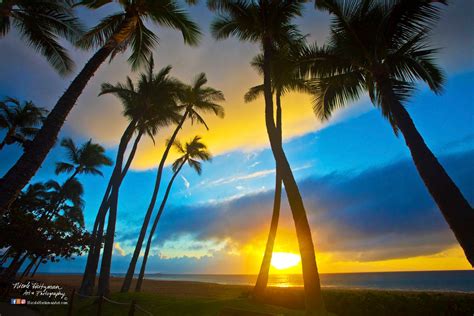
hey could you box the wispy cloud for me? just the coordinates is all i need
[181,175,190,189]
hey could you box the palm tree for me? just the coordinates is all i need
[135,136,212,291]
[94,58,183,296]
[0,0,201,214]
[209,1,326,313]
[121,72,224,292]
[0,97,47,151]
[0,0,83,75]
[55,137,113,181]
[307,0,473,266]
[245,40,313,298]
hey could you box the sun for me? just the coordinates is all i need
[271,252,301,270]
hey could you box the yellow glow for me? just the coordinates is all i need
[271,252,301,270]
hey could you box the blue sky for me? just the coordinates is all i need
[0,1,473,274]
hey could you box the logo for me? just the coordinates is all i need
[10,298,26,305]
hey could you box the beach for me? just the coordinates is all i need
[12,274,473,316]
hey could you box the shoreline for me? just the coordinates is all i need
[3,275,473,315]
[26,271,474,294]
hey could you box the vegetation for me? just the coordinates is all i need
[56,138,113,180]
[245,38,314,298]
[0,97,48,151]
[0,0,83,75]
[34,285,474,316]
[0,179,89,283]
[304,0,474,266]
[209,1,326,314]
[0,1,472,315]
[0,0,201,216]
[121,72,224,293]
[135,136,213,291]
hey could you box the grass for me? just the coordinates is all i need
[37,292,306,316]
[22,275,474,316]
[33,288,474,316]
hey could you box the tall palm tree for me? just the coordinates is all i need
[0,0,201,214]
[209,1,326,313]
[0,98,48,150]
[55,137,113,180]
[95,58,183,296]
[307,0,473,266]
[135,136,212,291]
[121,72,224,292]
[244,40,313,298]
[0,0,83,75]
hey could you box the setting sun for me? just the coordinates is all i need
[271,252,301,270]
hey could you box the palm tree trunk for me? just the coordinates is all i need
[135,162,185,292]
[0,16,136,214]
[97,126,137,296]
[1,252,27,281]
[30,257,42,277]
[377,75,474,266]
[262,39,325,315]
[20,257,37,281]
[253,91,283,299]
[121,112,189,293]
[79,128,140,295]
[0,247,11,266]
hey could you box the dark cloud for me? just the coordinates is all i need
[135,149,474,262]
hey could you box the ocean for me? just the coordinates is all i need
[144,270,474,292]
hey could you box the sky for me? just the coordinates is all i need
[0,1,473,275]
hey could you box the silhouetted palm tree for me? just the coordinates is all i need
[135,136,212,291]
[306,0,473,266]
[121,72,224,292]
[209,1,326,313]
[0,0,83,75]
[82,57,183,296]
[55,138,113,181]
[0,98,47,151]
[0,0,201,215]
[245,39,313,298]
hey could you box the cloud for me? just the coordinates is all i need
[181,176,190,189]
[114,243,126,256]
[132,149,474,262]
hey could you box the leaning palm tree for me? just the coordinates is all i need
[55,137,113,181]
[209,1,326,313]
[121,72,224,292]
[135,136,212,291]
[0,98,48,150]
[0,0,201,214]
[307,0,473,266]
[90,58,183,296]
[0,0,83,75]
[245,39,313,298]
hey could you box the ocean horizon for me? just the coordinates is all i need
[132,270,474,292]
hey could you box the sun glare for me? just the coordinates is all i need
[271,252,301,270]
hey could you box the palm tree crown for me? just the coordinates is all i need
[99,57,183,142]
[245,38,312,102]
[210,0,305,45]
[77,0,201,69]
[178,72,225,130]
[172,135,212,175]
[55,138,113,179]
[0,97,48,150]
[306,0,446,130]
[0,0,84,75]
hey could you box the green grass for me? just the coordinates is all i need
[34,289,474,316]
[36,291,305,316]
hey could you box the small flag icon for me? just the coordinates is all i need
[21,299,26,304]
[10,298,16,304]
[16,299,22,304]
